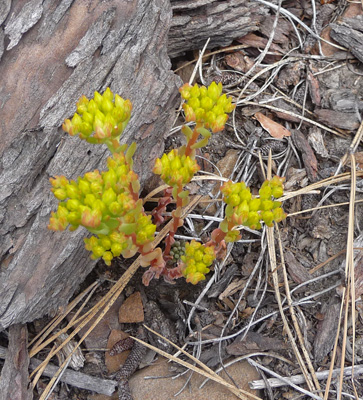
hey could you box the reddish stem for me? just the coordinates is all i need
[152,187,173,226]
[163,185,183,257]
[184,125,200,157]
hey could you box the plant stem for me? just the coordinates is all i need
[184,126,200,157]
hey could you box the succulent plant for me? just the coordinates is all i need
[49,82,286,285]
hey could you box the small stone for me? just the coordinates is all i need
[119,292,144,323]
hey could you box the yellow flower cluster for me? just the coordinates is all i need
[179,82,235,132]
[48,145,156,265]
[153,149,200,187]
[220,176,286,240]
[180,240,216,284]
[62,87,132,144]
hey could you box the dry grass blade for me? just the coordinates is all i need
[338,154,357,398]
[280,171,363,202]
[287,199,363,218]
[30,345,57,390]
[173,44,250,74]
[337,120,363,173]
[188,37,210,85]
[262,151,317,395]
[29,281,99,354]
[266,225,317,394]
[34,195,203,400]
[143,175,229,204]
[323,154,357,399]
[276,224,322,395]
[348,154,359,398]
[136,325,262,400]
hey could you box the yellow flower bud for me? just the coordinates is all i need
[102,187,116,206]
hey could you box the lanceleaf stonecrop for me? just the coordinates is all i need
[49,83,286,286]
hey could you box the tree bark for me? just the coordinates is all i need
[0,0,268,330]
[0,324,32,400]
[0,0,180,330]
[168,0,268,58]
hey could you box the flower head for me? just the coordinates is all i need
[219,177,286,239]
[179,82,235,132]
[62,88,132,146]
[153,149,200,187]
[180,241,215,284]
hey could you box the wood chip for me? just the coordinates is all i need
[308,128,329,159]
[307,71,321,106]
[284,250,311,284]
[291,130,318,181]
[219,278,246,300]
[315,109,360,131]
[313,298,340,362]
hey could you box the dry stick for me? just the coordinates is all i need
[138,325,262,400]
[276,224,322,395]
[35,195,203,400]
[0,345,117,396]
[242,101,345,137]
[248,359,322,400]
[250,364,363,390]
[200,352,295,390]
